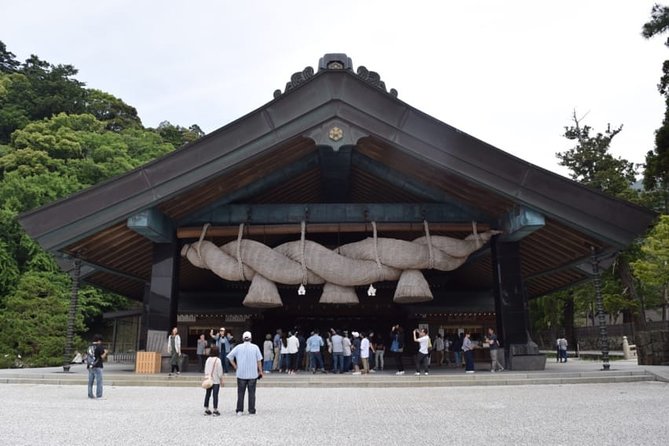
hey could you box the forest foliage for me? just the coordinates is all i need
[0,41,203,367]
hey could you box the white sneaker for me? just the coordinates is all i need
[490,369,495,373]
[466,370,475,374]
[352,371,361,375]
[415,372,420,376]
[424,372,429,376]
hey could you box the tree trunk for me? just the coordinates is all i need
[617,257,647,330]
[563,294,576,356]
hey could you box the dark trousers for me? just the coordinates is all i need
[204,384,220,409]
[236,378,257,414]
[464,350,474,371]
[393,350,404,371]
[416,352,429,373]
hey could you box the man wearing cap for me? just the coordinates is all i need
[227,331,263,415]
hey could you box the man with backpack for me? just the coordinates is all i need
[86,334,108,399]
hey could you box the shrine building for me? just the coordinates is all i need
[19,54,656,369]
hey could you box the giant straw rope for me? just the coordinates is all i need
[181,222,501,308]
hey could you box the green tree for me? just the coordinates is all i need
[558,111,638,199]
[0,42,89,143]
[0,43,205,367]
[632,215,669,320]
[642,4,669,213]
[155,121,205,148]
[84,89,143,132]
[0,41,20,73]
[553,112,647,329]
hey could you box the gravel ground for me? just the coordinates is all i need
[1,381,667,446]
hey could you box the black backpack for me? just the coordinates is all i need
[85,344,97,369]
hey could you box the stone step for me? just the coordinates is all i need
[0,370,656,388]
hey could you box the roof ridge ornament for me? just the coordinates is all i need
[356,65,398,97]
[273,53,398,98]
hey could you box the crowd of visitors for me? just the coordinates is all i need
[189,324,498,376]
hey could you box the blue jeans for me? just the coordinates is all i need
[309,352,324,370]
[332,352,343,373]
[454,351,462,367]
[263,359,273,372]
[87,367,103,398]
[204,384,220,409]
[236,378,257,414]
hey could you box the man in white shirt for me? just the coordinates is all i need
[286,331,300,374]
[413,329,430,376]
[359,333,373,374]
[227,331,263,415]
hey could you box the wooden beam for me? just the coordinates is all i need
[177,222,491,239]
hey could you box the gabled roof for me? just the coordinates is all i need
[19,55,657,300]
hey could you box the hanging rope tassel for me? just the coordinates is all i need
[236,223,246,281]
[424,220,434,270]
[472,221,481,249]
[196,223,211,265]
[300,220,308,286]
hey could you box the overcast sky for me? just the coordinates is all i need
[2,1,667,177]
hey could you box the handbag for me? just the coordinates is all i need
[201,358,218,389]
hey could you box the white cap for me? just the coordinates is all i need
[352,331,359,338]
[242,331,252,341]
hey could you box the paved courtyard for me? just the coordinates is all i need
[1,380,667,446]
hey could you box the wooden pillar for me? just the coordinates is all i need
[491,237,544,370]
[139,242,180,349]
[491,239,530,345]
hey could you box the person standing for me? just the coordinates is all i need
[453,333,464,368]
[434,333,445,367]
[462,332,475,374]
[330,329,344,373]
[443,335,451,367]
[87,334,107,399]
[486,328,504,373]
[359,332,372,374]
[297,331,307,371]
[272,329,282,371]
[262,334,274,373]
[167,327,181,376]
[227,331,263,416]
[374,335,385,371]
[306,330,325,373]
[210,327,231,374]
[414,329,430,376]
[203,346,223,416]
[342,332,352,373]
[197,334,208,373]
[390,324,405,375]
[351,332,361,374]
[286,331,300,374]
[558,336,568,363]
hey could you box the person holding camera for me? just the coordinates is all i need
[413,328,430,376]
[390,324,405,375]
[87,334,107,399]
